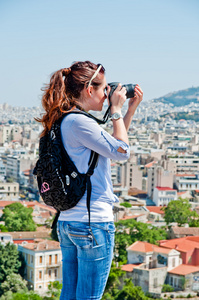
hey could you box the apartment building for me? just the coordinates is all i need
[18,239,62,294]
[153,187,177,206]
[147,165,173,199]
[6,154,36,183]
[0,181,19,200]
[175,173,199,192]
[168,155,199,174]
[0,125,22,145]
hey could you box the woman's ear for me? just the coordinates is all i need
[87,85,93,97]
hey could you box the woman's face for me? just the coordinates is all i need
[90,75,107,111]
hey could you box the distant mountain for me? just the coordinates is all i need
[153,86,199,107]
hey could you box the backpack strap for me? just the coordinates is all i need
[86,150,99,245]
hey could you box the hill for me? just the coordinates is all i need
[153,86,199,107]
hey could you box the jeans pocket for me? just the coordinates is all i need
[67,225,93,249]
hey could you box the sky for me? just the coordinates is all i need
[0,0,199,107]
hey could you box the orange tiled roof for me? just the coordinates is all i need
[127,241,172,254]
[146,206,164,215]
[155,187,176,191]
[121,263,141,272]
[0,200,56,214]
[172,227,199,236]
[169,264,199,275]
[20,239,60,251]
[159,237,199,252]
[145,161,157,168]
[0,201,20,208]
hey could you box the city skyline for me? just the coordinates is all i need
[0,0,199,107]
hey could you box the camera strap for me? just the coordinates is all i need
[82,104,112,125]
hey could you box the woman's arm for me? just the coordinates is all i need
[107,84,129,149]
[123,85,143,132]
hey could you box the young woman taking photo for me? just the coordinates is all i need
[38,61,143,300]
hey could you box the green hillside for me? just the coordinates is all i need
[154,86,199,106]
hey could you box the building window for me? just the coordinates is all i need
[48,270,51,278]
[31,255,33,264]
[39,256,42,264]
[49,255,52,265]
[39,271,42,279]
[55,254,58,264]
[170,276,173,286]
[172,258,175,268]
[153,278,158,288]
[30,270,33,280]
[55,269,57,278]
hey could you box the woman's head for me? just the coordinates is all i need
[36,61,106,135]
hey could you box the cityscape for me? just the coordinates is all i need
[1,85,199,299]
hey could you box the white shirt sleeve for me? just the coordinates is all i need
[61,114,130,161]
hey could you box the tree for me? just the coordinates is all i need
[115,219,167,263]
[0,224,8,232]
[0,273,28,295]
[114,279,147,300]
[162,198,195,226]
[161,284,174,292]
[43,281,62,300]
[0,202,36,231]
[0,243,22,287]
[120,202,132,208]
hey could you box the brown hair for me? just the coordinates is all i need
[36,61,105,136]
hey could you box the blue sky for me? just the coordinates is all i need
[0,0,199,107]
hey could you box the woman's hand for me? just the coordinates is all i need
[107,83,127,113]
[128,84,143,114]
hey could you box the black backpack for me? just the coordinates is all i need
[33,111,99,230]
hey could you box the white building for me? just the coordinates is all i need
[175,174,199,192]
[153,187,177,206]
[0,181,19,200]
[18,239,62,295]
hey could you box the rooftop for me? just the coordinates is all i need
[169,264,199,275]
[121,263,141,272]
[19,239,60,251]
[159,236,199,252]
[155,187,176,191]
[127,241,174,254]
[146,206,164,215]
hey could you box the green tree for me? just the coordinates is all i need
[120,202,132,208]
[114,279,147,300]
[0,243,22,289]
[0,273,28,295]
[0,202,36,231]
[161,284,174,292]
[102,263,125,300]
[162,198,195,226]
[43,281,62,300]
[115,219,167,262]
[0,224,8,232]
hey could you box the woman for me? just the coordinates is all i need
[38,61,143,300]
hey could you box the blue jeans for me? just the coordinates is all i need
[57,221,115,300]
